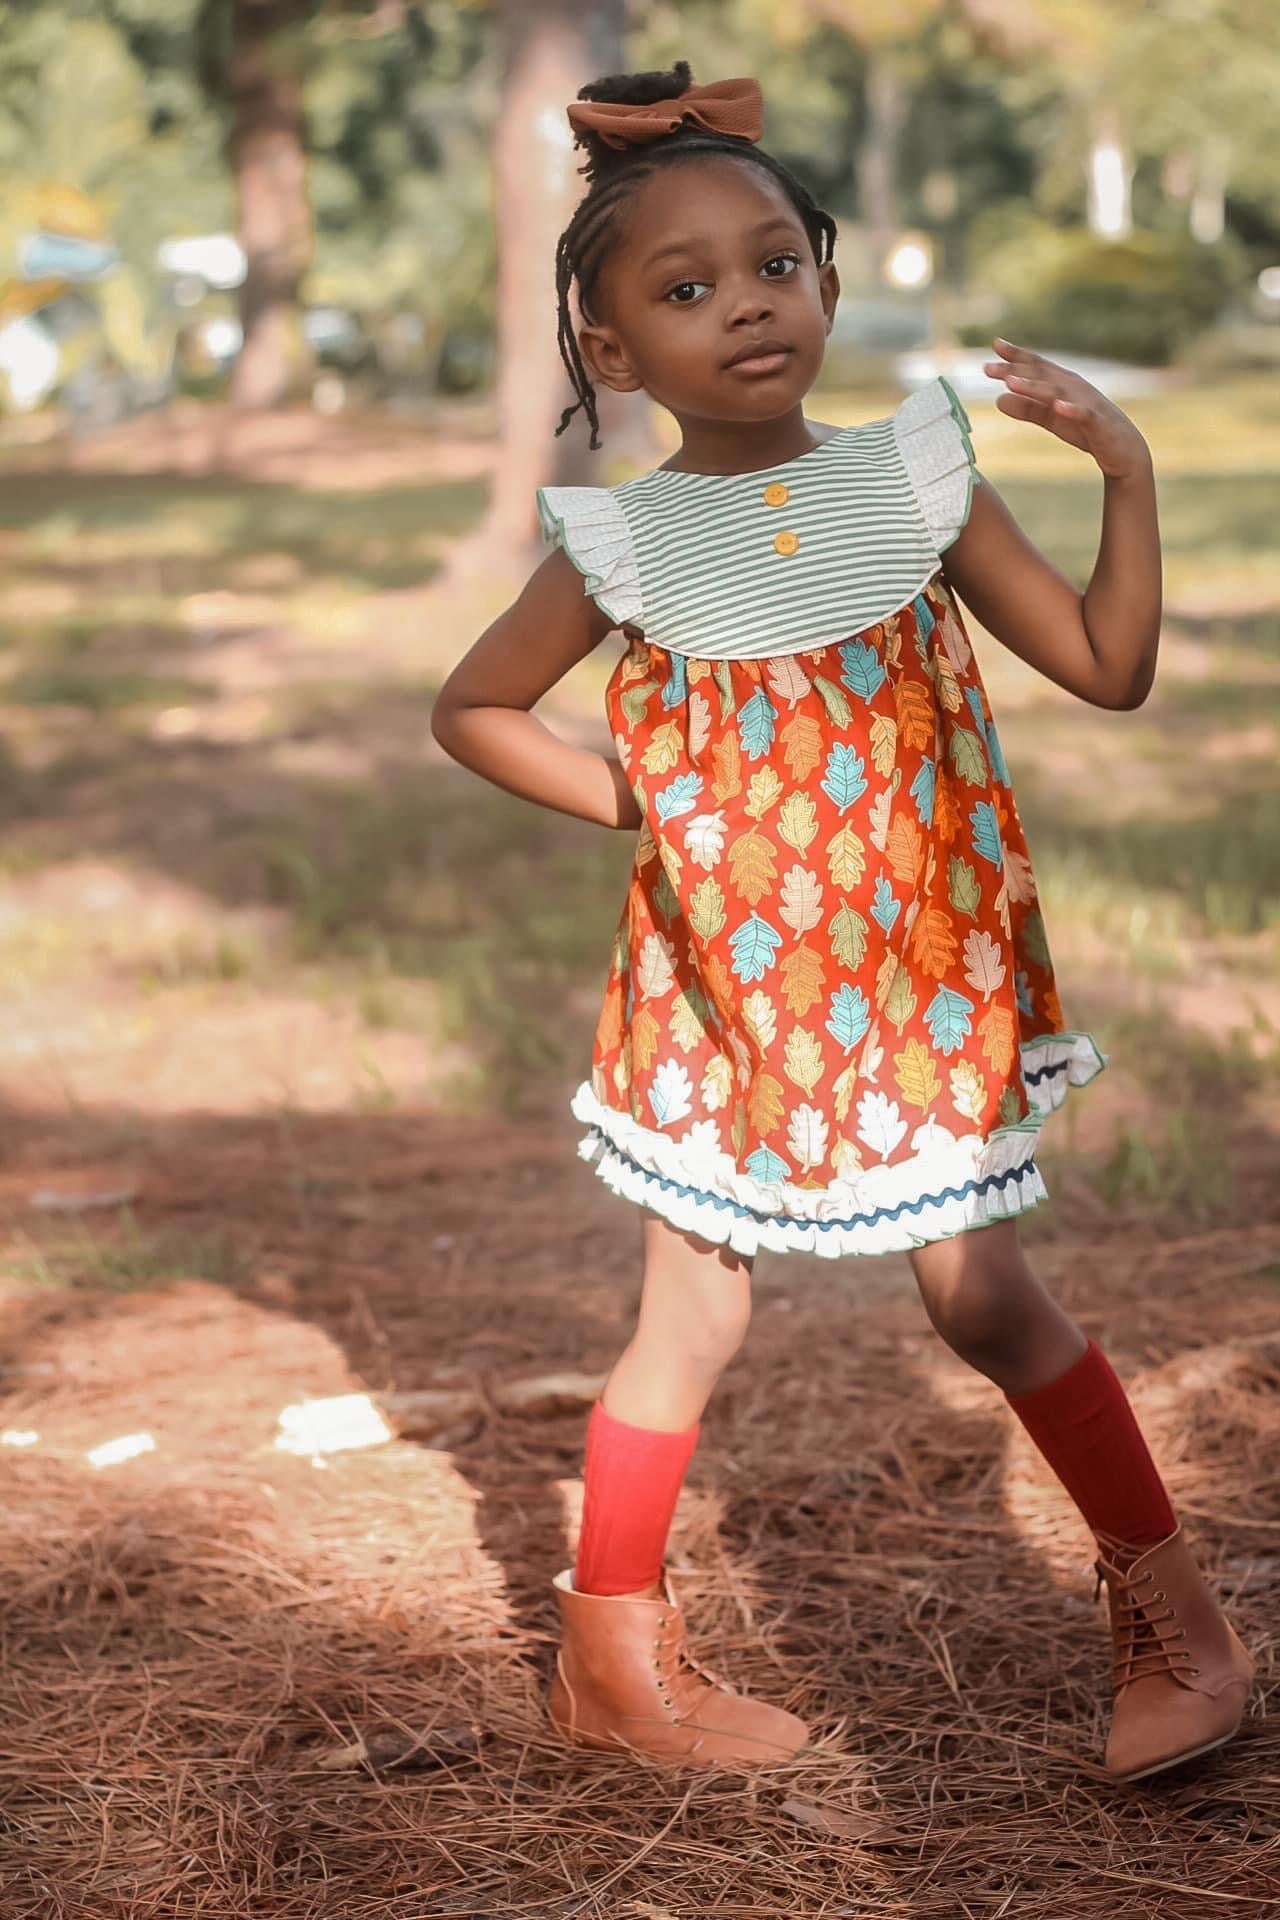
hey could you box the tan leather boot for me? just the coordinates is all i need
[1094,1524,1255,1782]
[547,1568,809,1767]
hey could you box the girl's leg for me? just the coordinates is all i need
[909,1219,1254,1783]
[574,1214,752,1598]
[908,1221,1176,1546]
[552,1217,808,1765]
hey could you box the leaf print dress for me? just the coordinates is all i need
[535,375,1104,1258]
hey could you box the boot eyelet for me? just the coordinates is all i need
[1154,1590,1165,1602]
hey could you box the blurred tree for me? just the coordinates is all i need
[481,0,634,552]
[225,0,313,406]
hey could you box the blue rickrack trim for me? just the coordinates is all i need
[1023,1057,1070,1087]
[586,1129,1039,1235]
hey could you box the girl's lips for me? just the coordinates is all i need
[724,348,792,377]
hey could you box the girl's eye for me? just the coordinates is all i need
[763,253,801,279]
[666,280,710,305]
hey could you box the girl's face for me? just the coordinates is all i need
[578,155,840,431]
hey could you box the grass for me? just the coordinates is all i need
[3,1214,246,1296]
[0,374,1278,1219]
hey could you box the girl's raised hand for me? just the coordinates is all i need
[982,339,1152,481]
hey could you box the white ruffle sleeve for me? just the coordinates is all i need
[893,374,979,556]
[534,485,642,628]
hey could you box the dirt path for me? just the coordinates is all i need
[1,1096,1278,1918]
[1,404,1278,1916]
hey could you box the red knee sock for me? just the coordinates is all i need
[1004,1338,1177,1546]
[574,1400,700,1596]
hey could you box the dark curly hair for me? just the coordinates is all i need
[554,60,838,451]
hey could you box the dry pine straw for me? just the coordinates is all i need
[0,1115,1278,1920]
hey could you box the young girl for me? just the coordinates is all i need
[431,61,1254,1783]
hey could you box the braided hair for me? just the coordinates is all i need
[554,61,838,451]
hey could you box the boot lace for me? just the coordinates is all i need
[651,1611,733,1725]
[1093,1560,1201,1690]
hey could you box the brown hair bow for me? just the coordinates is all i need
[566,77,763,153]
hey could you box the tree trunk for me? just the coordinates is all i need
[485,0,651,555]
[858,50,904,290]
[228,0,314,410]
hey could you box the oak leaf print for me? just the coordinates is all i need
[949,1059,986,1124]
[641,720,683,775]
[833,1062,858,1124]
[909,906,958,980]
[948,855,981,919]
[650,1058,693,1127]
[780,941,826,1016]
[856,1089,908,1160]
[894,1037,941,1112]
[828,902,868,970]
[779,865,824,935]
[784,1026,825,1099]
[869,711,897,778]
[978,1002,1017,1077]
[745,765,785,821]
[669,988,709,1054]
[729,828,778,907]
[765,654,812,708]
[687,690,712,758]
[637,932,677,999]
[826,823,866,891]
[632,1006,661,1072]
[787,1104,829,1174]
[934,774,962,847]
[747,1071,785,1136]
[885,812,924,887]
[778,790,819,855]
[831,1134,863,1180]
[1003,845,1037,906]
[868,786,893,852]
[885,967,919,1038]
[742,990,777,1055]
[701,1054,734,1112]
[781,712,824,782]
[895,678,934,751]
[688,876,727,943]
[711,731,742,802]
[684,811,726,871]
[962,928,1006,1001]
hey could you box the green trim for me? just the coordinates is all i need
[534,487,628,627]
[934,373,978,554]
[1020,1028,1109,1084]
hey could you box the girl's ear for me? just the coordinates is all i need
[578,323,645,395]
[818,260,840,333]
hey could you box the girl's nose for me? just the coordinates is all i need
[724,279,774,328]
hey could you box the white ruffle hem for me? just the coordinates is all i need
[570,1031,1105,1259]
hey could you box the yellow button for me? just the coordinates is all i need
[763,482,790,507]
[773,529,800,557]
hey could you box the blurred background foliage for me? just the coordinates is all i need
[1,0,1279,420]
[0,1,1278,1220]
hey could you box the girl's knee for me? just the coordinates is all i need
[638,1219,753,1371]
[910,1226,1038,1371]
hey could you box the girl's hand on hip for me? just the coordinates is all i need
[983,339,1152,481]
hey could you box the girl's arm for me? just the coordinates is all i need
[940,342,1162,711]
[431,547,643,831]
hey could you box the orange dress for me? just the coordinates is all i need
[536,377,1103,1257]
